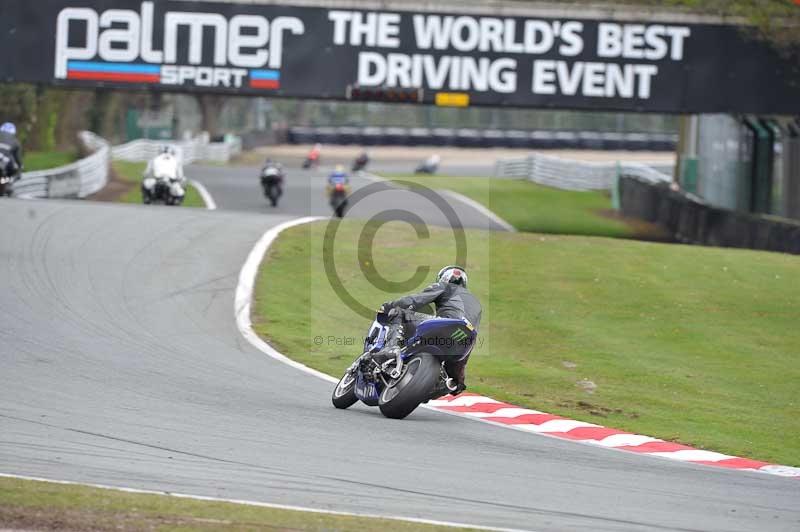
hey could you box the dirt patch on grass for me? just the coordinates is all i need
[597,209,674,242]
[559,400,640,420]
[86,167,135,203]
[0,506,289,532]
[1,505,133,531]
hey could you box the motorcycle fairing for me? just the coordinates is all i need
[363,318,388,353]
[403,317,476,361]
[354,368,381,406]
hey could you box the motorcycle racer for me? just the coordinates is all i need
[142,145,186,204]
[0,122,23,181]
[327,164,349,189]
[377,265,481,395]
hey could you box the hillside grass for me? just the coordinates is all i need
[386,174,635,238]
[254,220,800,466]
[24,150,77,171]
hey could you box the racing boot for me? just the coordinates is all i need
[443,359,468,396]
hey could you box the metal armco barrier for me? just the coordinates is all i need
[495,153,672,191]
[620,175,800,255]
[13,132,240,199]
[15,131,110,199]
[112,135,242,164]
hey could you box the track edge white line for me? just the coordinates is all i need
[363,171,516,232]
[438,189,516,232]
[189,179,217,210]
[0,473,528,532]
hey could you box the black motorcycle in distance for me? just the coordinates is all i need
[261,165,284,207]
[0,156,17,197]
[0,172,13,197]
[352,152,369,172]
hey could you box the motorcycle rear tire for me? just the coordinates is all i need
[378,353,438,419]
[268,186,280,207]
[332,370,358,409]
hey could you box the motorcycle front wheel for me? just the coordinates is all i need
[378,353,438,419]
[332,369,358,409]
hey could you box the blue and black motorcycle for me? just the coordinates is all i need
[332,310,477,419]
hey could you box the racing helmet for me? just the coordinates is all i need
[437,265,467,288]
[1,122,17,135]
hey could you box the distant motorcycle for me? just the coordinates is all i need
[303,143,321,169]
[0,173,13,197]
[329,182,348,218]
[0,155,16,197]
[351,153,369,172]
[414,154,441,175]
[261,164,284,207]
[142,174,185,205]
[332,310,477,419]
[142,148,185,206]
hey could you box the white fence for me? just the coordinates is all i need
[15,132,110,199]
[495,153,673,191]
[13,132,241,199]
[112,134,242,165]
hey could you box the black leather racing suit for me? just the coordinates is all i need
[382,281,482,387]
[0,131,22,179]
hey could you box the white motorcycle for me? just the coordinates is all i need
[142,153,185,206]
[142,173,185,205]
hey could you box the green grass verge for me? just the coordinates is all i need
[113,161,205,208]
[24,150,77,171]
[0,477,478,531]
[385,174,634,238]
[255,220,800,466]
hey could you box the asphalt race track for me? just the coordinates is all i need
[187,163,510,231]
[1,194,799,530]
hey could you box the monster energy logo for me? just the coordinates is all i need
[450,329,469,342]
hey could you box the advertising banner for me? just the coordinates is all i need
[1,0,798,113]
